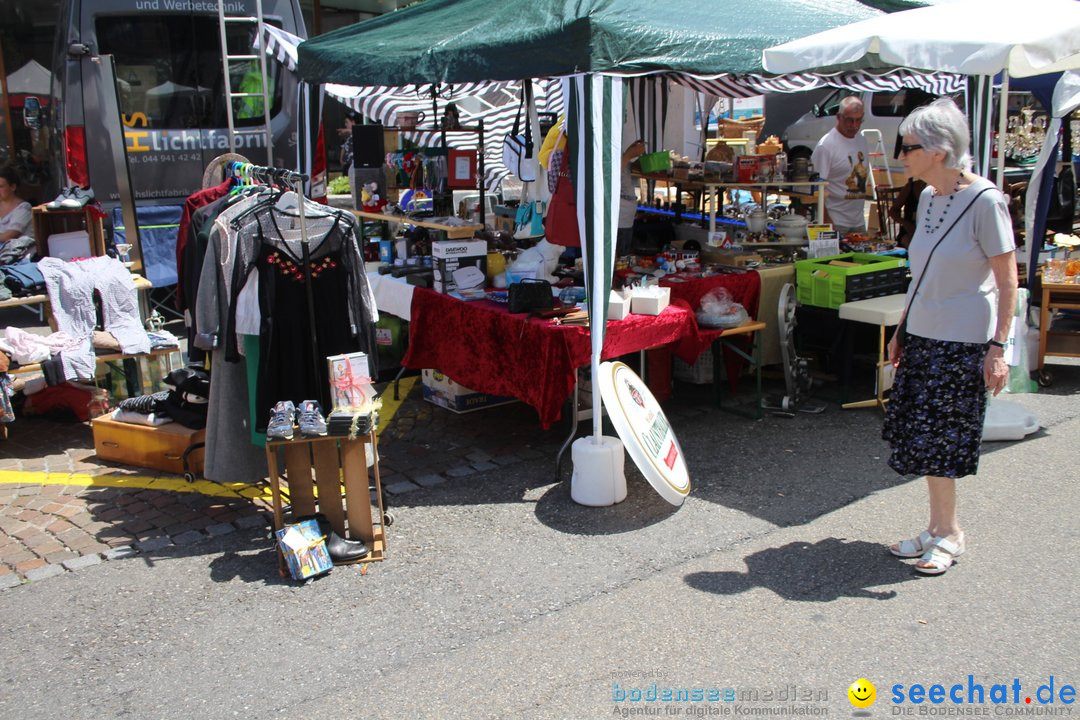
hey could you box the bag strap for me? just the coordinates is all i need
[512,84,525,138]
[523,81,534,157]
[902,185,993,321]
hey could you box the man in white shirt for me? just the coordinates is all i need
[812,96,871,236]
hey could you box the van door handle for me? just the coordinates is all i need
[68,43,92,57]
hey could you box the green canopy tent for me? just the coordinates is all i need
[297,0,883,455]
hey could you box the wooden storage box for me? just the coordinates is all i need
[92,416,205,475]
[266,434,387,571]
[32,205,107,260]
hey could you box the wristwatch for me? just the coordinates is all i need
[988,339,1006,349]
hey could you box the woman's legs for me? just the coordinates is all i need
[918,474,964,570]
[889,475,964,557]
[925,475,960,538]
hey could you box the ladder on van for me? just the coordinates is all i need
[217,0,274,166]
[861,128,894,192]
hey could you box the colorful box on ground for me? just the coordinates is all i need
[795,253,909,309]
[421,369,516,414]
[275,519,333,581]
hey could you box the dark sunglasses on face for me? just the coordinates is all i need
[899,143,924,155]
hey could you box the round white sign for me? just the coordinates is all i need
[595,361,691,506]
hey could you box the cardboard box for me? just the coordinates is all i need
[432,238,488,296]
[630,286,671,315]
[608,289,631,320]
[735,154,776,183]
[92,415,205,476]
[421,369,516,414]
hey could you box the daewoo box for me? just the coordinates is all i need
[432,238,487,296]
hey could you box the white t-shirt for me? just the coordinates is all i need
[905,176,1014,344]
[0,201,32,238]
[811,128,870,228]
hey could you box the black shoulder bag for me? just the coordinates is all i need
[895,186,993,349]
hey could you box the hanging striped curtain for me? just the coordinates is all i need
[566,74,623,440]
[967,75,994,176]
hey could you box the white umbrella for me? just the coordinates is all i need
[762,0,1080,78]
[763,0,1080,178]
[764,0,1080,308]
[5,60,51,96]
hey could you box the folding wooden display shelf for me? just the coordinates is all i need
[265,432,386,575]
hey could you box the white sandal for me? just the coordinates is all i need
[915,536,965,575]
[890,530,934,558]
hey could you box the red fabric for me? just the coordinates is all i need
[175,180,232,310]
[663,272,761,392]
[544,150,580,247]
[402,271,760,428]
[22,383,93,422]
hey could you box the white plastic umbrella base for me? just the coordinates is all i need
[570,436,627,507]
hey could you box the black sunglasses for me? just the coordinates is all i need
[899,143,924,155]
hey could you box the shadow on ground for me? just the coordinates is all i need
[684,537,919,602]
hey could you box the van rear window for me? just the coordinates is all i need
[96,15,283,130]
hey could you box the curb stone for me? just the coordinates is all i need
[24,564,65,583]
[62,554,102,571]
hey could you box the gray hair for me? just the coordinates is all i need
[898,98,972,171]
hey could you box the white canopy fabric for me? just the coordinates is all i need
[762,0,1080,79]
[5,59,51,96]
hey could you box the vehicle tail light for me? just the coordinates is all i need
[65,126,90,187]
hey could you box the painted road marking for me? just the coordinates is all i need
[0,377,418,496]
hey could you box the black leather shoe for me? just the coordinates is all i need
[295,513,369,563]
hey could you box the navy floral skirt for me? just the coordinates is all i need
[882,333,989,478]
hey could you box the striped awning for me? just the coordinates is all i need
[260,25,964,191]
[664,68,966,97]
[259,25,564,191]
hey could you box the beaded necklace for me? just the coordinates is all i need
[923,174,964,235]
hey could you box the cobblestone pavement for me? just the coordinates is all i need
[0,375,573,588]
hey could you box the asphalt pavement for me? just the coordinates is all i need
[0,358,1076,719]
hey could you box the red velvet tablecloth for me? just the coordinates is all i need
[402,271,760,429]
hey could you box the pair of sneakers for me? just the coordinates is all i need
[45,186,95,210]
[267,400,327,440]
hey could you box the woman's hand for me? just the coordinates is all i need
[887,333,902,367]
[984,345,1009,396]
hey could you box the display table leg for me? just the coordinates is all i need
[842,323,889,411]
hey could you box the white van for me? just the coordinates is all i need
[45,0,306,286]
[781,88,937,176]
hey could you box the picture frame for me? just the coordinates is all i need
[447,148,477,189]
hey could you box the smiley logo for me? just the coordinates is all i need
[848,678,876,708]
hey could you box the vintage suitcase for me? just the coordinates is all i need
[92,416,205,476]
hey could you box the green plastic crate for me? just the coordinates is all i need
[795,253,908,309]
[638,151,671,174]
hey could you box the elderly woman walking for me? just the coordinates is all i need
[883,98,1017,576]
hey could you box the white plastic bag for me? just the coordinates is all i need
[696,286,749,328]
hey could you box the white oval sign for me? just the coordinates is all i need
[596,361,690,506]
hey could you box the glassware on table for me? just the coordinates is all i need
[1044,258,1067,283]
[115,243,132,263]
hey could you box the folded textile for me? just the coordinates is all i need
[3,326,80,365]
[118,390,169,415]
[147,330,180,350]
[110,408,173,427]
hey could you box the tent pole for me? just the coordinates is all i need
[996,71,1009,189]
